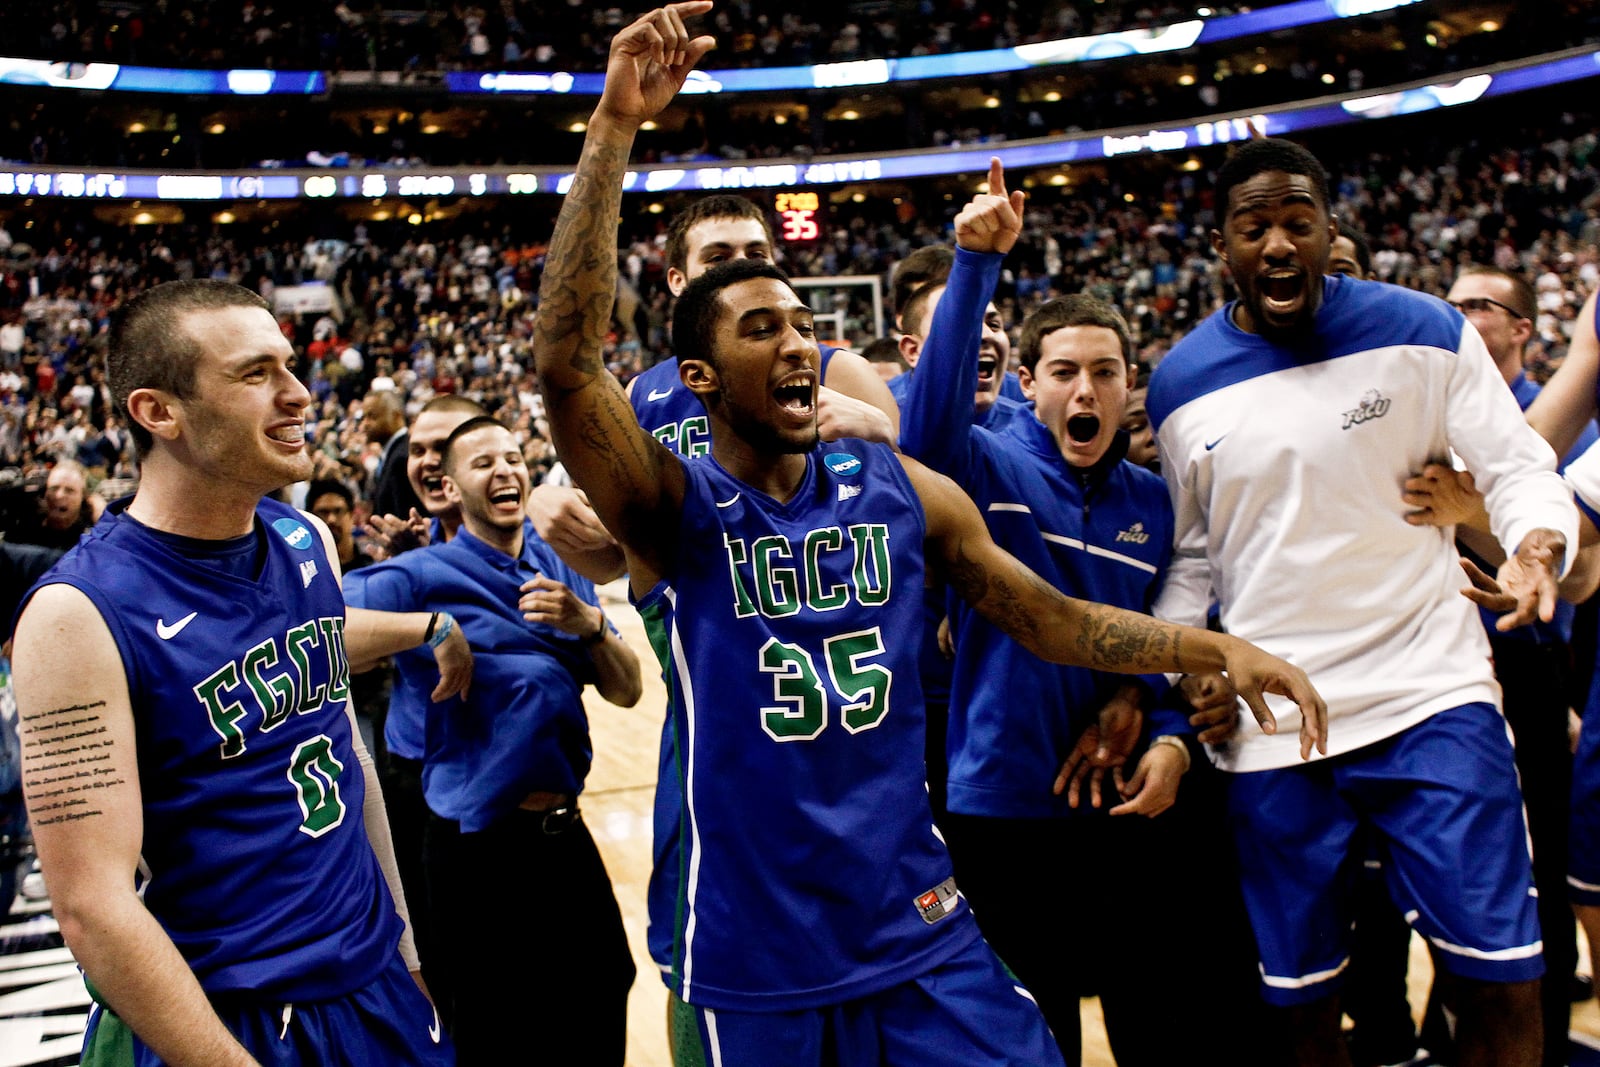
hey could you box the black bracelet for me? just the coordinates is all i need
[424,611,440,642]
[583,611,607,646]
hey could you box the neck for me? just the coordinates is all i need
[466,517,523,557]
[124,451,267,539]
[712,436,810,502]
[1494,349,1523,386]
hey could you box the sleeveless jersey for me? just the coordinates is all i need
[31,498,400,1000]
[630,346,837,458]
[635,440,980,1011]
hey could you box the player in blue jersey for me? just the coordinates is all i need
[533,10,1326,1064]
[1150,137,1576,1067]
[346,415,641,1065]
[12,280,469,1066]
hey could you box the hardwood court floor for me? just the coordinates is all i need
[4,586,1600,1065]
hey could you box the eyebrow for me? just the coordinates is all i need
[699,241,770,256]
[1230,189,1320,218]
[736,304,815,324]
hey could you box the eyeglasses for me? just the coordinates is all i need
[1448,296,1529,321]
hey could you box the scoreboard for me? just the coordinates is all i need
[774,191,823,243]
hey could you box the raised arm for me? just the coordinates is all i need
[901,453,1327,759]
[898,158,1023,478]
[14,586,261,1067]
[1526,287,1600,459]
[533,3,714,592]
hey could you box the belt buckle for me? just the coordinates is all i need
[541,805,579,835]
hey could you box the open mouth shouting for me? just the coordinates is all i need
[1255,270,1308,325]
[773,373,816,422]
[487,483,524,515]
[1066,413,1101,444]
[976,355,998,391]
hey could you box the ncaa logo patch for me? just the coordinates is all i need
[824,452,862,477]
[272,517,315,551]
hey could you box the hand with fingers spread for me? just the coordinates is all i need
[1217,637,1327,760]
[594,1,717,130]
[953,157,1026,256]
[1179,671,1241,744]
[1053,685,1143,807]
[1473,528,1568,631]
[364,509,431,561]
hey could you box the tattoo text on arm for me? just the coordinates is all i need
[20,700,125,827]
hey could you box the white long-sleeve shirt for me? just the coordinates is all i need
[1149,276,1577,771]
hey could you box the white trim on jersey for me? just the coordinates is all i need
[1260,957,1349,990]
[986,501,1160,575]
[665,586,708,1004]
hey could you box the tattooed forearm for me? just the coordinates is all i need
[949,541,1048,648]
[535,133,633,393]
[20,699,125,827]
[1074,605,1175,671]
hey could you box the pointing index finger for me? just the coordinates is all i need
[988,156,1006,200]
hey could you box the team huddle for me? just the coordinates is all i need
[12,4,1600,1067]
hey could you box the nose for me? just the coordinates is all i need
[1262,225,1295,262]
[780,321,813,361]
[281,366,312,411]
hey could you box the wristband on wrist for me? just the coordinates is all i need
[426,612,455,649]
[583,610,607,647]
[1149,733,1192,774]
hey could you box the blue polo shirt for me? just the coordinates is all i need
[343,518,606,832]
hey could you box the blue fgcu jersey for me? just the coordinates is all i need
[29,498,400,1001]
[636,440,980,1011]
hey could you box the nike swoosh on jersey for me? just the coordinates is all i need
[428,1006,441,1043]
[1204,435,1227,451]
[156,612,199,640]
[647,387,673,401]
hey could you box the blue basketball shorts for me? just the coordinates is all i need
[1226,702,1543,1007]
[81,950,453,1066]
[1568,684,1600,906]
[669,933,1065,1067]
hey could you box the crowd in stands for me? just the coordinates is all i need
[12,1,1282,75]
[0,105,1595,546]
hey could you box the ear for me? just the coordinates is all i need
[1511,315,1535,351]
[1017,365,1037,402]
[679,358,720,402]
[441,474,462,506]
[898,333,921,369]
[666,267,688,297]
[125,387,181,445]
[1209,228,1227,264]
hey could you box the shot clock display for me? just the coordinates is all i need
[775,191,823,243]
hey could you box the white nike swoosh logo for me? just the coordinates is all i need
[715,492,741,508]
[156,612,198,640]
[428,1006,441,1044]
[647,387,673,401]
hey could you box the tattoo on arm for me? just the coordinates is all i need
[947,541,1045,648]
[1074,605,1176,671]
[20,700,124,827]
[535,146,631,396]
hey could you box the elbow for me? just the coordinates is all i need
[602,673,643,708]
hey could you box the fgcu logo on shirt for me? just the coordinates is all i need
[273,517,315,551]
[825,452,862,477]
[1342,389,1392,430]
[1115,522,1150,545]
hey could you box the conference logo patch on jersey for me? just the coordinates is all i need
[300,559,318,587]
[838,484,863,501]
[1342,389,1392,430]
[1115,522,1150,545]
[272,517,315,551]
[824,452,862,477]
[915,876,960,925]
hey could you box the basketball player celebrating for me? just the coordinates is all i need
[12,280,466,1066]
[534,7,1326,1064]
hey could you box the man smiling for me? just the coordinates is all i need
[1149,137,1577,1067]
